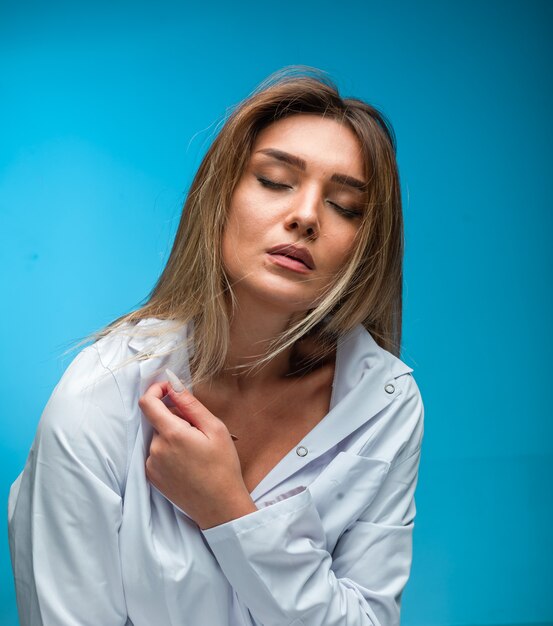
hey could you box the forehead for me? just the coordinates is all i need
[252,114,365,179]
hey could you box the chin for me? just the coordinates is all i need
[259,287,315,311]
[235,276,317,313]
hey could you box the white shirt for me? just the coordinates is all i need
[8,318,424,626]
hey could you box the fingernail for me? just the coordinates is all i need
[165,368,186,393]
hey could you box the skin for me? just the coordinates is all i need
[139,114,367,530]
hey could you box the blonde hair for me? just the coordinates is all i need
[71,66,404,385]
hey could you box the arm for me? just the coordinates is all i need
[8,345,130,625]
[201,376,424,626]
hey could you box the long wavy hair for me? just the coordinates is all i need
[73,66,404,385]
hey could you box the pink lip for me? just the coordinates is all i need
[268,253,312,274]
[266,243,315,270]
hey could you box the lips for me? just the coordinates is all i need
[266,243,315,270]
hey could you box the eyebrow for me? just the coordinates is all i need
[255,148,368,191]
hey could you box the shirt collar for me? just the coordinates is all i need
[126,318,414,502]
[248,324,413,500]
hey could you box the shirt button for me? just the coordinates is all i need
[385,383,395,394]
[296,446,308,457]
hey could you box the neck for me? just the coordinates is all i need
[227,311,295,384]
[214,293,310,391]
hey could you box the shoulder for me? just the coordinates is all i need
[73,316,190,413]
[336,325,424,462]
[31,340,132,496]
[94,317,188,367]
[336,324,421,402]
[35,318,189,493]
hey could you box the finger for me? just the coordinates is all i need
[166,377,235,439]
[143,381,171,400]
[168,406,191,423]
[167,384,217,434]
[139,385,187,432]
[161,393,193,424]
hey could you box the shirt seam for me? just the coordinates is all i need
[93,343,131,495]
[389,445,422,472]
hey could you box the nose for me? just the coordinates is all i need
[284,189,320,240]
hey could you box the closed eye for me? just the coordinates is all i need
[256,176,290,190]
[327,201,363,219]
[257,176,362,219]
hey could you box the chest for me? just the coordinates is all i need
[123,418,390,625]
[194,373,334,494]
[232,396,330,494]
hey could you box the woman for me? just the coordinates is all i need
[8,67,424,625]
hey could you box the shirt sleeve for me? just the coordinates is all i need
[8,344,130,626]
[201,376,424,626]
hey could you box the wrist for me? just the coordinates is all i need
[198,489,257,530]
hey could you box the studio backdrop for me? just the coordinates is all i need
[1,2,551,625]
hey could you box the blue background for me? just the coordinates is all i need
[1,1,552,625]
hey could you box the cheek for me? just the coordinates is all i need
[221,222,241,278]
[225,188,262,239]
[323,230,359,270]
[221,200,260,277]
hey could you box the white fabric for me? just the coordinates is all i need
[8,318,424,625]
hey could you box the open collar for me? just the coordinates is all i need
[127,319,414,502]
[248,324,413,500]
